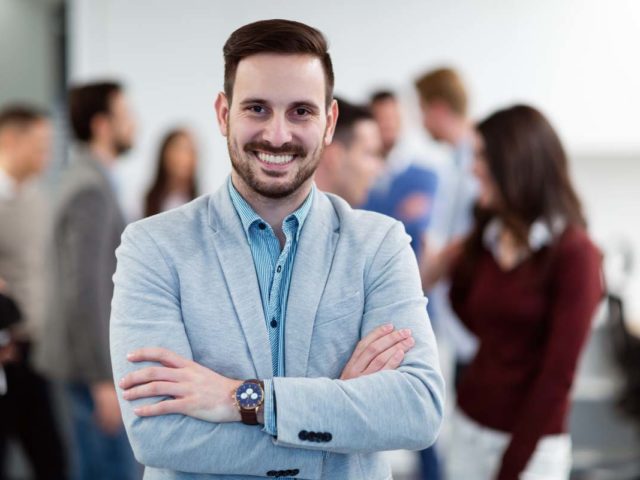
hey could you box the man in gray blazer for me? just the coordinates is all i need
[112,20,444,480]
[38,82,138,479]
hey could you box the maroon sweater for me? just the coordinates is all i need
[449,225,603,480]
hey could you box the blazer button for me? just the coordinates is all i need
[307,431,317,442]
[266,471,276,477]
[298,430,309,440]
[292,469,300,475]
[324,432,332,442]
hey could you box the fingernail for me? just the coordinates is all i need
[119,377,125,387]
[133,407,142,416]
[405,337,415,346]
[122,390,129,399]
[383,324,393,332]
[400,328,411,336]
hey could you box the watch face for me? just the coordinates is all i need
[235,382,263,409]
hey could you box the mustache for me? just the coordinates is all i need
[244,141,306,157]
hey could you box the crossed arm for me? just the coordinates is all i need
[120,324,416,422]
[111,221,444,475]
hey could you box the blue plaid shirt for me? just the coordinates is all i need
[228,178,313,437]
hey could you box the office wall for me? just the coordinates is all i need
[0,0,56,107]
[68,0,640,317]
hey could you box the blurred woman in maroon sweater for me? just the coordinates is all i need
[424,105,603,480]
[144,129,198,217]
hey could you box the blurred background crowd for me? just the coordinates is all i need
[1,1,639,479]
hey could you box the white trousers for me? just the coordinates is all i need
[446,409,572,480]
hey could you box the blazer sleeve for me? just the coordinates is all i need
[110,222,325,478]
[271,221,445,454]
[62,188,114,382]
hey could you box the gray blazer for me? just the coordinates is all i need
[110,183,444,480]
[37,146,126,383]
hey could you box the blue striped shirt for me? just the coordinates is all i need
[228,178,314,437]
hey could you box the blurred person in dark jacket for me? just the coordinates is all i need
[143,128,198,217]
[36,82,139,480]
[0,105,67,479]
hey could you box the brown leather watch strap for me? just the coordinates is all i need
[240,407,259,425]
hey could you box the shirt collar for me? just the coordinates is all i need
[0,166,18,201]
[227,177,314,241]
[483,216,566,255]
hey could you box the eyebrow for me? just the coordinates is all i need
[239,98,321,111]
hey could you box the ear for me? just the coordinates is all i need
[214,92,230,137]
[323,98,339,145]
[90,113,110,142]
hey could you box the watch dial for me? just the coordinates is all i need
[236,382,263,408]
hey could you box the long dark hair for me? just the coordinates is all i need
[459,105,586,278]
[144,129,197,217]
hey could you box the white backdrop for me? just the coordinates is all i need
[69,0,640,315]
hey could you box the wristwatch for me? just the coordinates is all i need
[233,379,265,425]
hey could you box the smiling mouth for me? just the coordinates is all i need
[254,151,296,165]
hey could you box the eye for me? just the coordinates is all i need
[247,105,266,114]
[293,107,311,117]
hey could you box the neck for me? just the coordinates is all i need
[89,139,117,166]
[230,171,312,234]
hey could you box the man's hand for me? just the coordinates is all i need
[120,348,242,423]
[91,381,123,435]
[340,324,415,380]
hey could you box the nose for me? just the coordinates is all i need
[262,113,293,147]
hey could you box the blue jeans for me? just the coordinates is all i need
[66,383,139,480]
[419,444,441,480]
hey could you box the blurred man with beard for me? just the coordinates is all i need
[37,82,138,480]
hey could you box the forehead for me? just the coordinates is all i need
[109,90,130,113]
[21,118,51,137]
[233,53,326,108]
[352,119,382,146]
[372,98,397,113]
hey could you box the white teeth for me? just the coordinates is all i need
[256,152,294,164]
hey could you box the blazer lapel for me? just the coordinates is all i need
[285,192,339,377]
[208,187,273,379]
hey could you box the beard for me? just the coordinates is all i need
[227,135,324,200]
[114,138,133,156]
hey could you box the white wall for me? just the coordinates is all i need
[0,0,55,107]
[69,0,640,315]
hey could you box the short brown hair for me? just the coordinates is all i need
[415,68,468,116]
[0,104,47,132]
[68,81,122,142]
[333,97,374,147]
[223,19,334,107]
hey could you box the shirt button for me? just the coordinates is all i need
[258,222,266,230]
[270,318,277,328]
[276,265,282,273]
